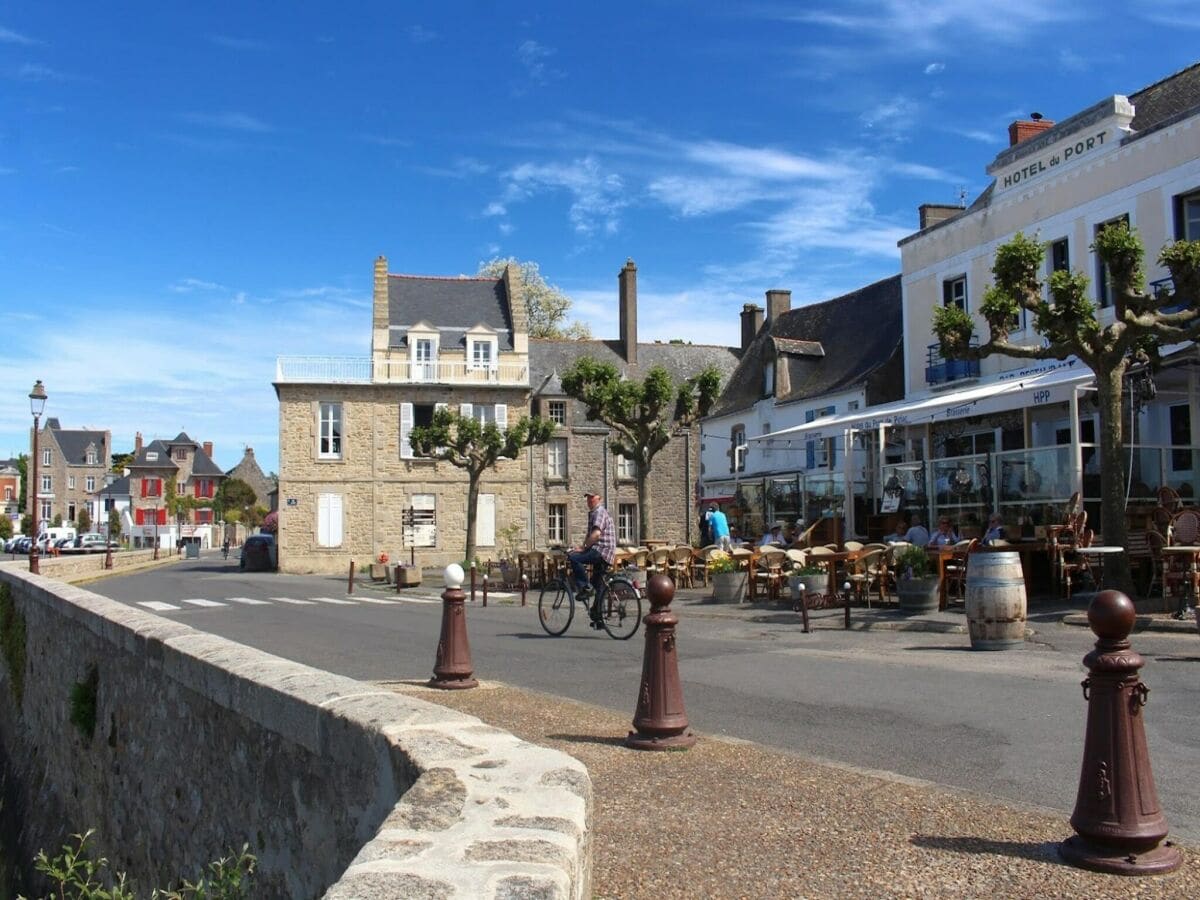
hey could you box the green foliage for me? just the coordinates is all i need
[894,546,931,579]
[108,508,121,540]
[70,665,99,741]
[1037,269,1097,340]
[931,304,974,356]
[497,523,522,560]
[1160,239,1200,302]
[991,231,1044,300]
[0,517,12,540]
[1092,220,1145,294]
[979,285,1020,334]
[21,513,34,537]
[24,830,256,899]
[477,257,592,339]
[77,507,92,533]
[17,453,28,513]
[52,514,63,528]
[110,452,133,474]
[0,582,27,707]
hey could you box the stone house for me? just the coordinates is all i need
[1,458,20,525]
[226,447,277,512]
[26,418,111,529]
[126,432,225,548]
[274,257,740,573]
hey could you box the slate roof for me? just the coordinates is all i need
[128,440,177,470]
[191,451,224,477]
[99,475,130,497]
[387,275,514,351]
[529,340,741,399]
[44,421,108,466]
[167,432,197,447]
[708,275,903,418]
[226,448,274,506]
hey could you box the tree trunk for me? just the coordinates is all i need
[464,472,481,566]
[636,460,652,544]
[1095,362,1135,595]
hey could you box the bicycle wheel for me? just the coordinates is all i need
[538,579,574,636]
[600,578,642,640]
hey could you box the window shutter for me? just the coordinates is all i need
[330,494,343,546]
[157,508,167,526]
[135,508,144,525]
[458,402,472,420]
[494,403,507,430]
[194,481,201,498]
[141,479,147,498]
[399,403,414,459]
[317,495,329,545]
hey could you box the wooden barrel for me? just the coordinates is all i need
[965,552,1027,650]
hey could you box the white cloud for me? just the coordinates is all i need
[208,35,269,51]
[924,62,945,75]
[683,141,855,182]
[501,156,626,237]
[169,278,224,293]
[483,202,507,217]
[1058,48,1087,72]
[0,25,38,44]
[16,62,66,81]
[648,175,764,217]
[860,95,921,141]
[406,25,437,43]
[179,111,274,133]
[516,39,558,85]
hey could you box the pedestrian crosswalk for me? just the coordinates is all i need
[135,594,414,613]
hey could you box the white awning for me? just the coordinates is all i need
[751,361,1094,444]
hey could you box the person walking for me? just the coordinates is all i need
[708,504,731,551]
[568,491,617,629]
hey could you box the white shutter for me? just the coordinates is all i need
[459,402,472,420]
[494,403,507,430]
[400,403,414,459]
[318,493,343,547]
[318,495,329,546]
[475,493,496,547]
[435,402,449,454]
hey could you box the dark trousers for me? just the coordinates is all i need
[567,546,608,613]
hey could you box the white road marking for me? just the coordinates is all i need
[138,601,181,612]
[310,596,357,606]
[356,596,400,604]
[183,598,226,607]
[396,596,441,604]
[271,596,317,605]
[228,596,272,605]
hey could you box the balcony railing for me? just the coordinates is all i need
[925,342,980,386]
[275,356,530,386]
[1150,276,1186,312]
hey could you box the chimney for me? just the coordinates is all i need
[740,304,764,351]
[371,255,390,356]
[618,258,637,365]
[765,289,791,325]
[203,441,213,459]
[919,203,964,230]
[134,432,143,454]
[245,447,255,458]
[1007,115,1054,147]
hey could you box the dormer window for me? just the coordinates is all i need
[471,339,495,370]
[86,449,97,465]
[764,360,775,397]
[146,451,159,461]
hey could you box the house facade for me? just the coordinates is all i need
[1,458,20,529]
[126,432,225,548]
[753,61,1200,538]
[701,277,904,541]
[25,418,110,530]
[226,446,277,512]
[274,257,740,573]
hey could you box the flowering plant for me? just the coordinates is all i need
[707,554,737,575]
[377,552,389,564]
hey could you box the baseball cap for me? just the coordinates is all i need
[584,490,601,498]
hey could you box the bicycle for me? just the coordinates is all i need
[538,568,643,640]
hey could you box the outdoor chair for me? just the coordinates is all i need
[942,539,977,604]
[848,547,887,607]
[649,547,672,576]
[670,545,695,588]
[753,547,787,601]
[1061,527,1095,601]
[843,540,865,552]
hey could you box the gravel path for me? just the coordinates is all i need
[383,679,1194,899]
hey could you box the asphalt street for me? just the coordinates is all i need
[86,552,1200,843]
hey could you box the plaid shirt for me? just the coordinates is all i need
[587,503,617,564]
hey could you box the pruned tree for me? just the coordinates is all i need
[409,407,555,564]
[477,258,592,339]
[932,225,1200,593]
[561,358,722,541]
[107,508,121,541]
[76,507,91,533]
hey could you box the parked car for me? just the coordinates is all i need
[240,534,277,572]
[74,533,110,552]
[4,536,23,553]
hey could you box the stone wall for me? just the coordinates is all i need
[0,569,591,898]
[2,549,182,584]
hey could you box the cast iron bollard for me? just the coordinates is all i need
[482,571,489,607]
[347,560,355,594]
[520,573,528,607]
[430,563,478,690]
[395,563,402,594]
[1059,590,1181,875]
[626,573,696,750]
[470,561,477,603]
[792,581,811,633]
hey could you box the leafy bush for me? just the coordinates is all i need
[790,562,826,576]
[894,546,931,579]
[260,511,278,535]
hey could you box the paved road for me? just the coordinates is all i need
[87,553,1200,842]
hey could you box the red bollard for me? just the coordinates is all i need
[1060,590,1181,875]
[430,564,478,690]
[347,560,355,595]
[626,574,696,751]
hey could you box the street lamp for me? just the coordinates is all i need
[28,380,47,574]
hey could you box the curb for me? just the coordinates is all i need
[1060,610,1198,634]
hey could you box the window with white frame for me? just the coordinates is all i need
[805,406,835,470]
[1094,214,1129,307]
[174,448,188,461]
[470,339,494,370]
[68,503,75,521]
[176,481,186,495]
[730,426,746,473]
[616,454,636,480]
[319,402,343,459]
[546,399,566,425]
[41,474,51,492]
[466,403,496,424]
[68,476,75,490]
[4,487,11,500]
[617,504,638,544]
[1175,189,1200,241]
[317,493,344,547]
[86,476,95,491]
[547,503,566,544]
[42,449,51,466]
[413,337,436,381]
[86,449,97,465]
[547,438,568,478]
[763,360,775,397]
[942,274,967,312]
[41,500,51,520]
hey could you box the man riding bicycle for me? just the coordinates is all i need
[568,491,616,629]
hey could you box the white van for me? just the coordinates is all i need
[43,526,77,545]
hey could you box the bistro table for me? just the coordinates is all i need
[976,540,1048,596]
[1161,545,1200,619]
[1074,545,1125,593]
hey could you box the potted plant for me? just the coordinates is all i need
[787,562,828,603]
[708,553,747,603]
[894,545,940,613]
[370,551,390,581]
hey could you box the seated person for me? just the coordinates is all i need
[760,525,784,547]
[902,513,930,547]
[983,513,1006,545]
[883,514,910,543]
[927,516,960,548]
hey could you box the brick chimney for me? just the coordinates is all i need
[919,203,964,230]
[134,432,143,454]
[740,304,764,351]
[203,441,213,459]
[1008,116,1055,147]
[765,289,791,325]
[618,258,637,365]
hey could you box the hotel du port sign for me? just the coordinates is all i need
[996,129,1110,192]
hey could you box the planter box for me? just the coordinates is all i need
[369,563,390,582]
[711,570,748,603]
[896,577,940,613]
[788,574,827,604]
[395,566,422,587]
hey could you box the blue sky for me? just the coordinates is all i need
[2,1,1197,473]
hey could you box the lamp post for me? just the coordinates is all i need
[28,380,47,574]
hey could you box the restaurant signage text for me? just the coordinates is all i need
[999,130,1108,191]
